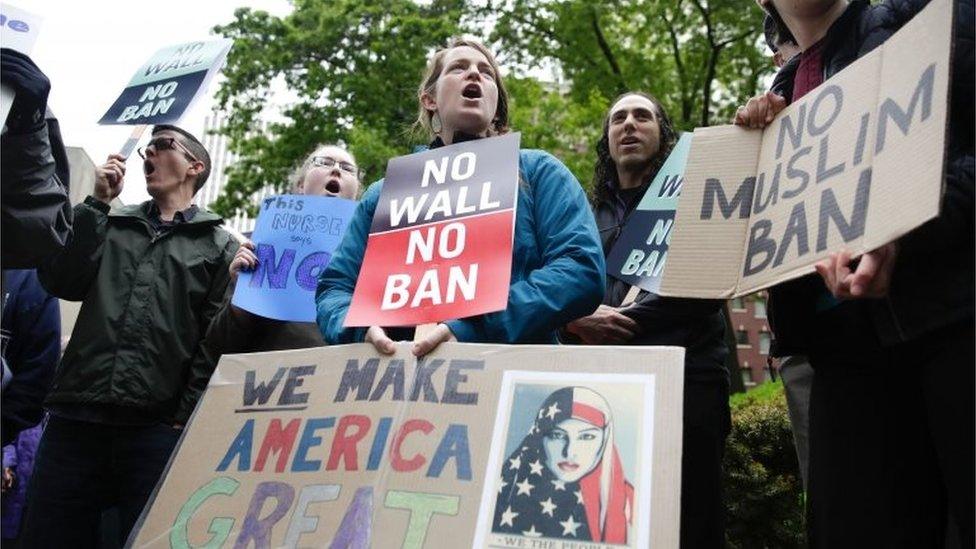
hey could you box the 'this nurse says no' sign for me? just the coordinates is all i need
[346,134,520,327]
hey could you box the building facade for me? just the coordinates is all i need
[728,291,775,388]
[195,114,273,234]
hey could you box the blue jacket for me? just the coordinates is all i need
[1,270,59,446]
[316,147,606,344]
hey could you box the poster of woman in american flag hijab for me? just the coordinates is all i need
[475,372,655,548]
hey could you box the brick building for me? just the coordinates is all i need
[728,291,775,388]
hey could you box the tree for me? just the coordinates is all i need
[485,0,773,131]
[209,0,467,217]
[505,76,607,192]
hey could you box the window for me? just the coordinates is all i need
[754,296,767,318]
[741,368,754,386]
[758,332,771,354]
[736,329,750,346]
[731,297,746,311]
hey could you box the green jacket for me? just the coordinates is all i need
[38,197,238,423]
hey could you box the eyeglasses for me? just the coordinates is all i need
[309,156,363,179]
[137,137,199,162]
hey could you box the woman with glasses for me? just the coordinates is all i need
[316,38,605,357]
[203,144,363,355]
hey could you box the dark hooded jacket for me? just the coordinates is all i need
[766,0,974,356]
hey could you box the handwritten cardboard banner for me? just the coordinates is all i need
[345,133,520,327]
[233,194,357,322]
[98,38,232,126]
[131,343,683,548]
[606,133,693,293]
[658,0,951,298]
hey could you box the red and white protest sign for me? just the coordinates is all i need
[345,133,520,327]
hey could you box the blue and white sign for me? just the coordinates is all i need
[233,194,357,322]
[99,38,232,126]
[605,133,693,293]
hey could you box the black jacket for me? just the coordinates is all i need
[577,181,729,384]
[767,0,975,355]
[1,111,72,269]
[39,199,237,424]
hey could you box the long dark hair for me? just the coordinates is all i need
[591,92,677,206]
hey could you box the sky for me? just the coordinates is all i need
[15,0,291,204]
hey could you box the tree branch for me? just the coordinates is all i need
[588,5,627,94]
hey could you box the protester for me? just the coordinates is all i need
[1,269,60,448]
[564,92,730,548]
[205,144,362,355]
[23,125,237,547]
[316,38,605,356]
[0,49,72,270]
[735,0,974,546]
[758,12,816,492]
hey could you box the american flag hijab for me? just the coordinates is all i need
[492,387,634,543]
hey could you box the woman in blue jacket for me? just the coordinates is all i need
[316,38,605,356]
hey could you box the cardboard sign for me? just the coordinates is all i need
[606,133,693,293]
[131,343,684,548]
[345,134,520,327]
[98,39,232,126]
[657,0,952,299]
[1,4,43,126]
[233,194,357,322]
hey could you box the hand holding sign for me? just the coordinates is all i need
[733,91,788,129]
[93,154,127,204]
[815,243,897,300]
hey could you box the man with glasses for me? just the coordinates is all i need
[23,125,237,547]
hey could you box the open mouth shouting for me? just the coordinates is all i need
[461,83,483,102]
[324,179,342,195]
[143,159,156,179]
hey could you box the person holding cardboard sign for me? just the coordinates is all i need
[205,144,362,356]
[564,92,731,548]
[316,38,604,356]
[735,0,974,545]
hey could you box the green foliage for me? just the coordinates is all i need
[209,0,774,216]
[209,0,467,217]
[506,77,607,191]
[724,382,806,548]
[485,0,772,131]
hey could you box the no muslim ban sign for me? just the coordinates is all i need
[99,39,232,126]
[345,134,520,327]
[656,0,953,299]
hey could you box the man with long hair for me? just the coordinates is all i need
[566,92,730,548]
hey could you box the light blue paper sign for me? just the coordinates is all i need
[233,194,357,322]
[605,133,693,293]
